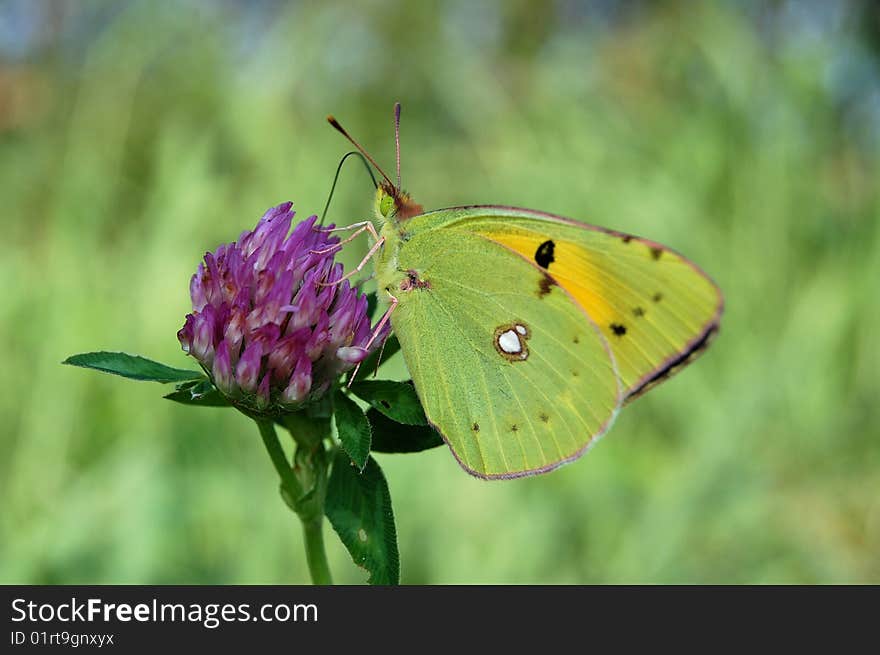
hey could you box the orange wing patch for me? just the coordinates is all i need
[479,230,633,334]
[466,222,721,400]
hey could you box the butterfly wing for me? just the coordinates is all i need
[386,227,623,479]
[403,206,723,403]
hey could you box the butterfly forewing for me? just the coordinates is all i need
[389,228,623,478]
[406,206,723,402]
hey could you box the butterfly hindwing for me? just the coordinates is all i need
[387,227,623,479]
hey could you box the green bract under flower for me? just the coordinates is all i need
[178,202,386,414]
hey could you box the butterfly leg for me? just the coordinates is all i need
[347,292,398,387]
[319,234,386,286]
[313,220,378,235]
[352,270,376,288]
[310,221,381,255]
[364,292,397,351]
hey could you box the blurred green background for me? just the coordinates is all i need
[2,0,878,584]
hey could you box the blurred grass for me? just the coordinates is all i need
[1,0,879,583]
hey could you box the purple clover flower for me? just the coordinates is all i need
[178,202,386,413]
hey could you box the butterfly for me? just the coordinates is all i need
[326,104,723,479]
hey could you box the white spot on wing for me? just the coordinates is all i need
[494,321,531,362]
[498,330,521,354]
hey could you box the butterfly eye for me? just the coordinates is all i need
[379,192,395,218]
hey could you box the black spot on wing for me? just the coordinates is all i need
[621,235,632,244]
[650,247,663,260]
[610,323,627,336]
[539,412,549,423]
[535,240,555,269]
[537,273,556,298]
[511,424,519,433]
[653,292,663,303]
[633,306,645,317]
[472,423,480,432]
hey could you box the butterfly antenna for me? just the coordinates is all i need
[327,114,396,190]
[319,151,378,226]
[394,102,402,189]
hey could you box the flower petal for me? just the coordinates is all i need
[235,342,262,393]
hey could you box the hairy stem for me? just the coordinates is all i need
[256,417,333,585]
[257,419,302,499]
[301,515,333,585]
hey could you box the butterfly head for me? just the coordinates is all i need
[329,103,423,225]
[375,181,423,223]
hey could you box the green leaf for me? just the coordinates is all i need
[63,352,203,383]
[349,379,427,426]
[356,334,401,378]
[367,408,444,453]
[164,379,231,407]
[325,450,399,585]
[333,389,372,471]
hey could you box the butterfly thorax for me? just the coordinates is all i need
[373,183,426,301]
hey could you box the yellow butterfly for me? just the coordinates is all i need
[330,104,723,479]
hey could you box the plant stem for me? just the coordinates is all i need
[301,516,333,585]
[256,418,333,585]
[257,419,302,499]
